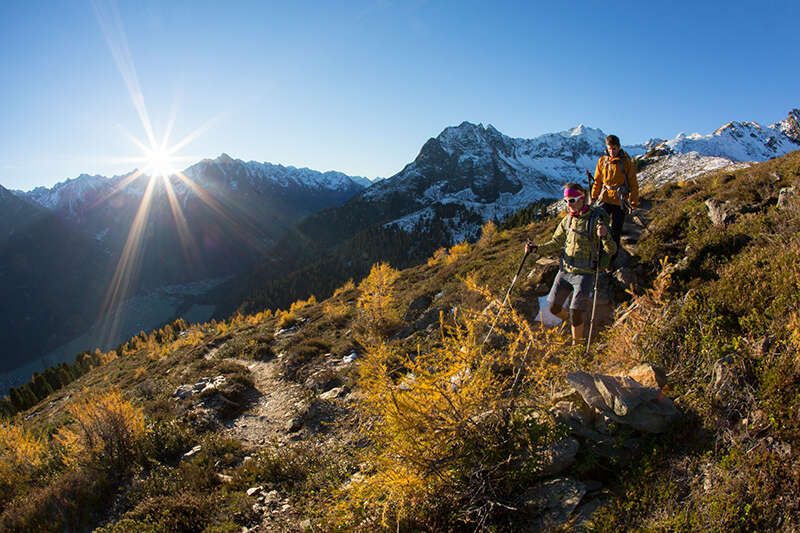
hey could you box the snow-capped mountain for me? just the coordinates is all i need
[651,119,798,162]
[361,121,624,241]
[290,108,799,253]
[772,109,800,143]
[22,174,110,213]
[638,109,800,186]
[17,154,369,216]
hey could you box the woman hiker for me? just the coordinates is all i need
[525,183,616,344]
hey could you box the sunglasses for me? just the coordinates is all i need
[565,196,584,204]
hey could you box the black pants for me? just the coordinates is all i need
[602,203,625,263]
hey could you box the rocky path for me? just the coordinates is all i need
[224,357,309,447]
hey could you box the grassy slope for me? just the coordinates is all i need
[2,150,800,530]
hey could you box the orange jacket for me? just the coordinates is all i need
[591,151,639,208]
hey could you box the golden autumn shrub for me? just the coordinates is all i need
[445,241,471,265]
[0,422,47,506]
[55,390,146,475]
[478,219,498,246]
[338,275,564,529]
[356,262,401,339]
[427,247,448,267]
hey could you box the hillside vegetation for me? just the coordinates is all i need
[1,151,799,531]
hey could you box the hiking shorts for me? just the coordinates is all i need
[547,269,594,313]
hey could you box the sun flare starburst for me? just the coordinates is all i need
[142,146,177,178]
[92,0,265,350]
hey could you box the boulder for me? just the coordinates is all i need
[705,198,737,226]
[566,371,679,433]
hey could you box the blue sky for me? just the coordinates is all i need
[1,0,798,190]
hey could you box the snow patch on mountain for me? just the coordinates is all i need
[185,154,368,192]
[22,174,110,211]
[653,118,798,162]
[639,153,752,187]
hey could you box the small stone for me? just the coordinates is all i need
[263,490,280,505]
[173,384,194,399]
[319,387,346,401]
[181,445,202,460]
[299,518,312,530]
[216,473,233,483]
[246,486,263,497]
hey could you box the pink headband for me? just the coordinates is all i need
[564,188,584,199]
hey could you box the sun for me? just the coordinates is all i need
[143,146,177,178]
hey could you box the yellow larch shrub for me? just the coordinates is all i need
[444,241,471,265]
[356,262,401,339]
[478,219,498,246]
[338,275,564,529]
[333,279,356,298]
[54,390,145,473]
[0,422,46,505]
[427,247,448,267]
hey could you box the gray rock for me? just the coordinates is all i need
[572,497,606,530]
[538,437,580,476]
[523,478,587,529]
[173,384,194,399]
[705,198,737,226]
[263,490,280,505]
[403,294,432,321]
[566,371,679,433]
[299,518,313,530]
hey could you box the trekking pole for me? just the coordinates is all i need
[482,249,530,346]
[585,237,601,355]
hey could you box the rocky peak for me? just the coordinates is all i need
[215,153,236,165]
[773,109,800,144]
[435,121,506,155]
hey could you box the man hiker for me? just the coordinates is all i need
[589,134,638,264]
[525,183,616,344]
